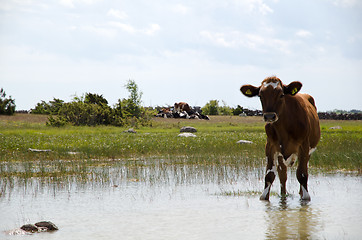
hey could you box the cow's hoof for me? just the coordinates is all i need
[260,195,269,201]
[260,184,271,200]
[300,186,311,201]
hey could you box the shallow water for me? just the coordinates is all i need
[1,159,361,240]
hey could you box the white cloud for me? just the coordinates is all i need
[200,30,290,54]
[143,23,161,36]
[245,33,265,49]
[257,1,274,15]
[59,0,103,8]
[108,21,137,34]
[109,21,160,35]
[347,34,362,43]
[82,25,117,38]
[172,4,190,15]
[232,0,273,15]
[107,9,128,20]
[200,31,235,48]
[295,30,313,38]
[59,0,75,8]
[332,0,361,7]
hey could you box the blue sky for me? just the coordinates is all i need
[1,0,361,111]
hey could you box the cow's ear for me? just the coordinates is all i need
[240,85,260,97]
[284,81,302,95]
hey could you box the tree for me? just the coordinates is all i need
[32,98,64,114]
[202,100,219,115]
[0,88,16,115]
[120,79,143,118]
[125,79,142,106]
[219,100,233,116]
[202,100,233,115]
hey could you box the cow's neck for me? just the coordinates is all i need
[265,105,296,156]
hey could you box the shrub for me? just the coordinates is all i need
[84,93,108,105]
[56,101,113,126]
[32,98,64,114]
[232,105,244,116]
[46,80,152,127]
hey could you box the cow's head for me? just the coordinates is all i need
[240,76,302,123]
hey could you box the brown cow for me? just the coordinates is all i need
[174,102,191,113]
[240,76,320,201]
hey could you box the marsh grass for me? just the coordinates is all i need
[0,114,361,177]
[0,115,360,199]
[312,122,362,171]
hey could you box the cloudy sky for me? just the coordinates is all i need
[1,0,361,111]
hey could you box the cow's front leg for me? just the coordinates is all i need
[277,155,287,197]
[297,145,311,201]
[260,155,276,200]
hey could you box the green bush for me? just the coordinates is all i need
[57,101,113,126]
[232,105,244,116]
[46,80,152,127]
[0,88,16,115]
[202,100,233,115]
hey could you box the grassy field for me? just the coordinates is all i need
[0,114,361,175]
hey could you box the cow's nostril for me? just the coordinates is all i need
[263,112,278,122]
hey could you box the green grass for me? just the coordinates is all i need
[313,121,362,171]
[0,114,361,174]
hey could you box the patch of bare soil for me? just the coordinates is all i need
[0,113,48,124]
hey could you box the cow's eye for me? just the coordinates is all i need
[280,94,285,98]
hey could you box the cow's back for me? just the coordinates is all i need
[294,93,320,148]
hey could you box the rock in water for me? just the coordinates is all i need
[20,224,39,233]
[180,126,197,133]
[35,221,59,231]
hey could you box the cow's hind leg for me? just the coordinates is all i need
[260,156,276,200]
[297,145,311,201]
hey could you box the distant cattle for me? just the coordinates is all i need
[155,103,209,120]
[156,108,173,118]
[240,76,320,201]
[174,102,192,113]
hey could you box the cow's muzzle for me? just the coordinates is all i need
[263,112,278,123]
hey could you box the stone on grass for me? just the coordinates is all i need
[237,140,253,144]
[28,148,52,153]
[180,126,197,133]
[123,128,137,133]
[178,133,197,137]
[329,126,342,130]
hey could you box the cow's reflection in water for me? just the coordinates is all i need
[263,198,321,239]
